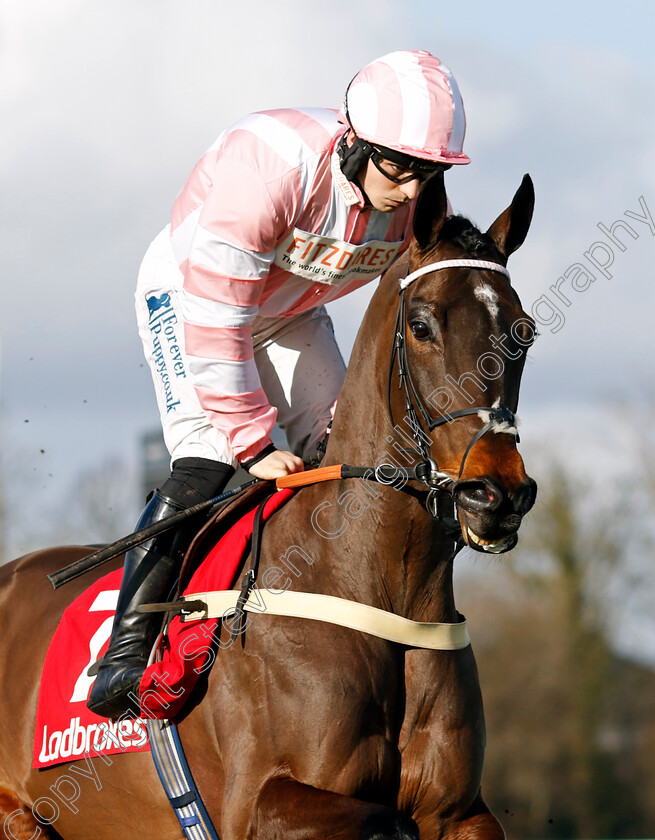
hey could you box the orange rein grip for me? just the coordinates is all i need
[275,464,344,489]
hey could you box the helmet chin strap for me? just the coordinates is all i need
[337,133,375,206]
[337,132,372,188]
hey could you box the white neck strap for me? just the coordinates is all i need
[400,259,510,290]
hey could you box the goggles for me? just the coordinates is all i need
[367,144,451,184]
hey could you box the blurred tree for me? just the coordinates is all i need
[50,457,139,545]
[3,455,138,559]
[457,459,655,839]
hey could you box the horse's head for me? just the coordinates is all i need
[392,171,537,553]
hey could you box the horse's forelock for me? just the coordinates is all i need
[436,215,496,258]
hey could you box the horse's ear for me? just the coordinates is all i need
[413,169,448,250]
[486,174,535,258]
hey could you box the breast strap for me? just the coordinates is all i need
[179,588,470,651]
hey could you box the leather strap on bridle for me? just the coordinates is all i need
[388,259,519,479]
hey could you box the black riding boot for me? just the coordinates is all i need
[87,458,235,718]
[87,490,191,719]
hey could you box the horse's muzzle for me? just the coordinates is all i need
[452,475,537,554]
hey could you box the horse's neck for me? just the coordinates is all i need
[305,475,458,623]
[323,270,398,467]
[316,275,459,623]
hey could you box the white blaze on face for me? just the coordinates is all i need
[474,283,499,318]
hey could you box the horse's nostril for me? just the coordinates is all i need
[456,477,537,518]
[454,480,502,513]
[513,479,537,514]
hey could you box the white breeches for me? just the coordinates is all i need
[135,228,346,468]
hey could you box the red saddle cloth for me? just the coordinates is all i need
[33,567,151,769]
[33,488,293,768]
[138,487,294,721]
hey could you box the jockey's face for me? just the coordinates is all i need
[357,155,423,212]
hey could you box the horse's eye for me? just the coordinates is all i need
[410,321,431,341]
[518,320,538,345]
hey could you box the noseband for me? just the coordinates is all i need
[388,258,519,493]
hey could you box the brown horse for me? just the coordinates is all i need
[0,171,537,840]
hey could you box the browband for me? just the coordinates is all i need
[400,259,510,290]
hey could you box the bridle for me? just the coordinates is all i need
[387,258,520,512]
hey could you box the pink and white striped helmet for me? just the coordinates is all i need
[338,50,470,165]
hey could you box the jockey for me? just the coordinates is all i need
[88,49,470,718]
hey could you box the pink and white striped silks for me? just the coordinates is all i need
[136,108,415,467]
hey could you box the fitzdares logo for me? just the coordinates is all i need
[146,292,187,413]
[274,228,401,285]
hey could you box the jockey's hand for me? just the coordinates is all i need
[247,450,304,480]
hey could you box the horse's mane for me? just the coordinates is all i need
[436,214,495,257]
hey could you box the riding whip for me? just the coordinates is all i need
[47,478,262,590]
